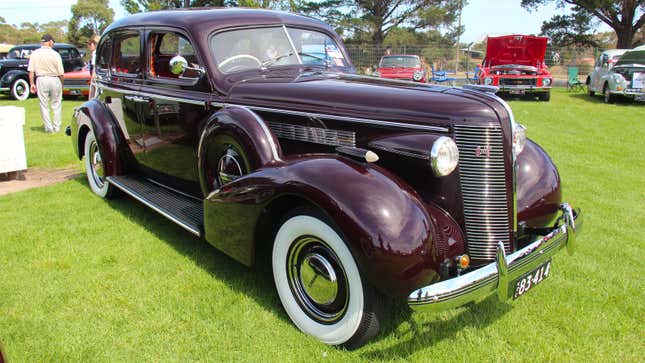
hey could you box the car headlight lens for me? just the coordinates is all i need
[413,70,424,81]
[512,122,527,158]
[430,136,459,176]
[484,76,493,85]
[543,78,551,86]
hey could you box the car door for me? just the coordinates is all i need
[94,29,146,163]
[137,27,212,197]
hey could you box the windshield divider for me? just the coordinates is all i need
[283,25,302,65]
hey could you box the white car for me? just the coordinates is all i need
[586,48,645,103]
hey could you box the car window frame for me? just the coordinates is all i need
[110,29,144,80]
[95,34,113,77]
[143,26,207,88]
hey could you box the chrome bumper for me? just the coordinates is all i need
[0,87,9,92]
[408,203,582,311]
[498,85,551,91]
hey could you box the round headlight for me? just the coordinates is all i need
[543,78,552,86]
[512,122,527,158]
[484,76,493,85]
[430,136,459,176]
[413,70,424,81]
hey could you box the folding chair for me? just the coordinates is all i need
[567,67,584,91]
[431,64,456,85]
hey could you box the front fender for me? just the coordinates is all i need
[0,70,28,87]
[205,155,461,297]
[73,99,135,177]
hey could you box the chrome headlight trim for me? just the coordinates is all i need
[413,70,424,81]
[430,136,459,176]
[543,78,552,86]
[512,122,527,158]
[484,76,493,85]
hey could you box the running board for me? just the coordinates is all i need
[106,175,203,236]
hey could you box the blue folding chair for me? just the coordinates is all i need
[431,64,456,84]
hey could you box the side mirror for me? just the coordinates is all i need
[169,55,205,78]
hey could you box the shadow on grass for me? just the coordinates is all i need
[70,176,514,353]
[567,92,644,106]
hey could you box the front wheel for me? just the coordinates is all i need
[603,84,614,104]
[10,78,30,101]
[272,212,382,349]
[84,132,118,198]
[538,92,550,101]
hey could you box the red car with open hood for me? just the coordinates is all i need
[478,35,552,101]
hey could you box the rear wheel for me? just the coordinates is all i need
[272,211,382,349]
[10,78,30,101]
[84,132,118,198]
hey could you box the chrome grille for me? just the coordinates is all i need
[267,121,356,147]
[454,124,511,261]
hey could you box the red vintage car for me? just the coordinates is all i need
[63,66,91,98]
[376,54,426,82]
[478,35,552,101]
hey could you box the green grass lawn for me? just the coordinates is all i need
[0,89,643,361]
[0,95,84,169]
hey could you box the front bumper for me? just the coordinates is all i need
[408,203,582,311]
[498,85,551,92]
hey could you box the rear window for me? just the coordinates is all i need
[112,32,141,76]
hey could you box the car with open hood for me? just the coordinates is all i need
[478,35,552,101]
[587,46,644,103]
[67,8,581,348]
[375,54,426,82]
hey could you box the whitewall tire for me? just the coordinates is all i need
[84,132,115,198]
[272,213,381,348]
[11,78,30,101]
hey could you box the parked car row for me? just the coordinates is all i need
[586,45,645,103]
[0,43,90,100]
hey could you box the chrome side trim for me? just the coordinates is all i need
[408,203,581,312]
[267,121,356,147]
[368,144,430,160]
[106,176,201,236]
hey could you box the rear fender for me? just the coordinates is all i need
[0,70,28,86]
[205,155,463,297]
[73,99,135,177]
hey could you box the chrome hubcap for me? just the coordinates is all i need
[217,147,244,186]
[89,141,105,187]
[287,236,349,324]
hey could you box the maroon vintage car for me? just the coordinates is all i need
[376,54,426,82]
[67,9,581,348]
[478,35,553,101]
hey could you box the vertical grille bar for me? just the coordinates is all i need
[454,125,511,261]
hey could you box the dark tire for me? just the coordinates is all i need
[272,208,383,349]
[83,132,119,199]
[538,92,550,101]
[588,88,595,97]
[603,84,614,104]
[10,78,30,101]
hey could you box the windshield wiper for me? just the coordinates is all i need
[261,51,295,68]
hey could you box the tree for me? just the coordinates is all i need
[540,11,598,47]
[121,0,226,13]
[68,0,114,47]
[299,0,462,45]
[521,0,645,48]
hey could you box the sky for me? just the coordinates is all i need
[0,0,612,44]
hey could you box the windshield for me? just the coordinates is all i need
[7,48,33,59]
[211,26,348,74]
[379,56,420,68]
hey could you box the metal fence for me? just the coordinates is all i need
[344,44,600,80]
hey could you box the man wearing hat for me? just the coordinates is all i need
[27,34,64,133]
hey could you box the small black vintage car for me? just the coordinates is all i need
[0,43,85,100]
[69,8,582,348]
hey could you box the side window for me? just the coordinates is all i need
[70,48,80,59]
[58,48,70,60]
[112,32,142,76]
[148,31,199,79]
[96,36,112,74]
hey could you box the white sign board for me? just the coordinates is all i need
[0,106,27,173]
[632,72,644,89]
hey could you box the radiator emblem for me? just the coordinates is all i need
[475,145,491,157]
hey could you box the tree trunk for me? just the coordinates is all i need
[615,27,635,48]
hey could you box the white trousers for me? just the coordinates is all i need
[36,76,62,132]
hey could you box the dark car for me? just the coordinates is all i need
[68,9,582,348]
[0,43,85,100]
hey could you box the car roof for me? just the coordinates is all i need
[381,54,420,58]
[104,8,333,34]
[10,43,77,50]
[601,49,629,57]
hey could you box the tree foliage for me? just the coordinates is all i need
[540,11,598,47]
[68,0,114,47]
[299,0,463,45]
[521,0,645,48]
[0,21,68,45]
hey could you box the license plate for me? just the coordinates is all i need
[513,260,551,299]
[509,89,525,95]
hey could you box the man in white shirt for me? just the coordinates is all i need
[28,34,65,133]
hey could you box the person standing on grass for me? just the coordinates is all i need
[87,34,99,77]
[28,34,64,133]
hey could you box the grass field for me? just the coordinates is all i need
[0,89,643,361]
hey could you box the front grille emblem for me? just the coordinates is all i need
[475,145,491,157]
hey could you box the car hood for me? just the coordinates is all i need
[485,35,547,67]
[225,71,507,127]
[615,50,645,67]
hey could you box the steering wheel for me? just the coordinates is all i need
[219,54,261,73]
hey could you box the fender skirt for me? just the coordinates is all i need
[204,155,462,298]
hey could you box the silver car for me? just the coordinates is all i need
[587,47,645,103]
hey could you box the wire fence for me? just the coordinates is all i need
[345,44,600,80]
